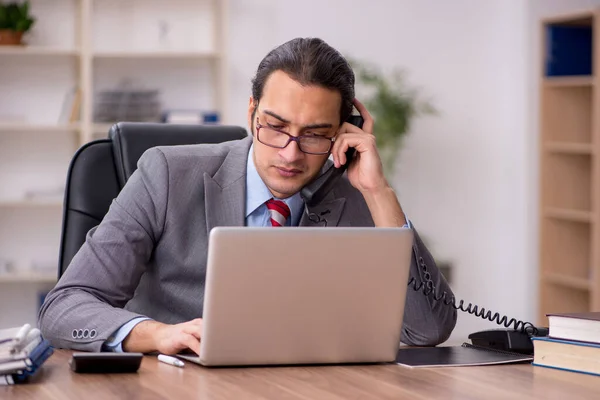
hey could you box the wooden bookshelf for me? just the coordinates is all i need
[539,10,599,325]
[0,0,229,328]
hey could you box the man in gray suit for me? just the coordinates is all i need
[39,38,456,355]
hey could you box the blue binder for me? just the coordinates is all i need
[545,25,592,76]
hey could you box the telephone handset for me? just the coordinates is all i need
[300,114,363,207]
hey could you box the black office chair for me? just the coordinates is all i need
[57,122,248,278]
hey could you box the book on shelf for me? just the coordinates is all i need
[58,86,81,124]
[545,24,593,77]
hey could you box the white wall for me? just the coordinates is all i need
[226,0,600,342]
[227,0,532,342]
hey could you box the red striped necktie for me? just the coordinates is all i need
[266,199,291,227]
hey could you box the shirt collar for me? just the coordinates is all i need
[245,144,304,225]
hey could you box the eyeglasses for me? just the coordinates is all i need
[255,118,334,155]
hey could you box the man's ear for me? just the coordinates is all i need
[247,96,258,134]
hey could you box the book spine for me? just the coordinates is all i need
[533,362,600,377]
[25,345,54,373]
[14,347,54,382]
[26,340,50,366]
[0,359,31,375]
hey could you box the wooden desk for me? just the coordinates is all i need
[2,350,600,399]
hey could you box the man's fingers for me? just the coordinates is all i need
[181,333,201,356]
[339,121,363,134]
[333,133,376,167]
[333,136,349,168]
[183,325,202,340]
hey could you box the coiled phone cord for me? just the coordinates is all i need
[408,254,541,336]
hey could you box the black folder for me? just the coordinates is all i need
[396,344,533,368]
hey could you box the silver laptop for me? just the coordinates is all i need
[180,226,414,367]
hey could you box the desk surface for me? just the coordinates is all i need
[2,350,600,399]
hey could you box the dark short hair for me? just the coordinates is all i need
[251,38,355,125]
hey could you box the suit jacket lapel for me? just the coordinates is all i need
[204,137,252,235]
[299,196,346,227]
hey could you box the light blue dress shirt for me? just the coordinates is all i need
[245,144,304,226]
[103,145,410,351]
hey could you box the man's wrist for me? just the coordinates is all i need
[360,184,393,201]
[361,185,407,227]
[122,319,165,353]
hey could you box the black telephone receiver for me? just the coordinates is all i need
[300,114,363,207]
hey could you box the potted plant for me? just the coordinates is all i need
[0,1,35,46]
[351,59,437,180]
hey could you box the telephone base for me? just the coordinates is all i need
[468,327,549,355]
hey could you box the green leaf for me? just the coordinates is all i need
[21,1,29,18]
[0,7,8,30]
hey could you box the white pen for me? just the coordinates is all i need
[158,354,185,368]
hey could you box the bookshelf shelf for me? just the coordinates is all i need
[92,51,220,60]
[543,76,594,87]
[542,10,594,25]
[544,142,593,154]
[0,46,80,57]
[543,208,593,223]
[539,9,600,325]
[0,123,81,133]
[0,199,63,208]
[0,272,57,283]
[543,272,592,291]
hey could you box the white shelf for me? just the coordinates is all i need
[0,272,57,283]
[92,50,220,60]
[0,199,63,208]
[0,123,81,133]
[0,46,80,57]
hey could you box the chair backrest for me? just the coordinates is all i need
[57,122,248,278]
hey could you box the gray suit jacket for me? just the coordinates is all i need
[39,136,457,351]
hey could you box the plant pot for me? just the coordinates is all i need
[0,30,24,46]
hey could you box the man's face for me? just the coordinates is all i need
[247,70,342,199]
